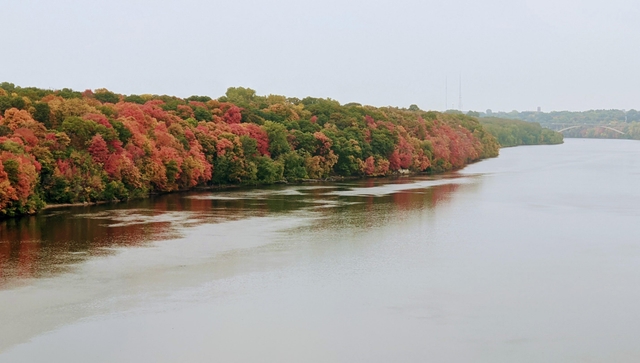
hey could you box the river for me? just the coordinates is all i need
[1,138,640,362]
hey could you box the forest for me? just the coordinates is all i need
[479,117,563,147]
[0,83,500,217]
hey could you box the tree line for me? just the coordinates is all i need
[482,109,640,125]
[480,109,640,140]
[0,83,500,217]
[479,117,563,147]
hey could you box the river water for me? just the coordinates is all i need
[1,138,640,362]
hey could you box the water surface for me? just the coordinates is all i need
[1,139,640,362]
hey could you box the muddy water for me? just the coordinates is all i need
[1,139,640,362]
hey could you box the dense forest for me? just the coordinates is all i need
[479,118,563,147]
[0,83,499,217]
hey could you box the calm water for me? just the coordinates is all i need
[1,138,640,362]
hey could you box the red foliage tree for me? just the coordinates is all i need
[88,134,109,165]
[224,106,242,124]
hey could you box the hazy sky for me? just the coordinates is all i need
[2,0,639,112]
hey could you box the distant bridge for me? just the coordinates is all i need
[549,124,626,135]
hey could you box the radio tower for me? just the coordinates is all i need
[445,77,448,111]
[458,75,463,111]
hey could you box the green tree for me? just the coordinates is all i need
[264,121,291,158]
[193,107,213,122]
[94,90,120,104]
[32,102,51,127]
[256,156,283,184]
[124,95,145,104]
[223,87,256,107]
[370,128,396,156]
[279,150,308,180]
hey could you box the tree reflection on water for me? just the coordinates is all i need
[0,177,467,288]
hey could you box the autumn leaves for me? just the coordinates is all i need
[0,85,499,216]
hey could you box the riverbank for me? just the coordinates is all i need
[37,171,432,211]
[0,83,499,218]
[23,150,502,216]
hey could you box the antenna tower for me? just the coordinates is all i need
[445,77,448,111]
[458,75,462,111]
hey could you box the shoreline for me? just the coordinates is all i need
[38,164,484,213]
[4,144,517,219]
[40,175,361,211]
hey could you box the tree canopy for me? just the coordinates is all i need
[0,83,500,217]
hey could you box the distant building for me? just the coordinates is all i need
[486,109,492,115]
[537,106,541,113]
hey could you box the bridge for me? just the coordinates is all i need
[549,124,626,135]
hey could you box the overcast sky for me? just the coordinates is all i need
[2,0,639,112]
